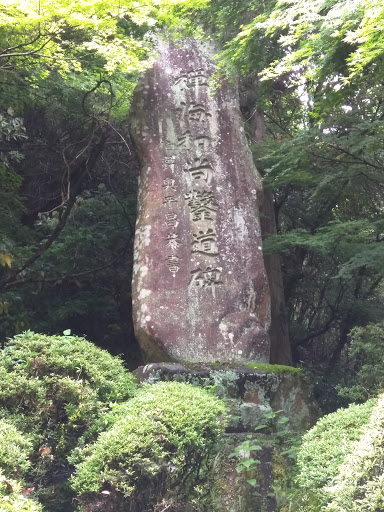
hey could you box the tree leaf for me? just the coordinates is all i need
[0,252,12,267]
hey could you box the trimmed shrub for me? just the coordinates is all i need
[0,419,32,479]
[326,393,384,511]
[0,473,42,512]
[71,381,228,511]
[292,398,377,511]
[0,332,136,449]
[0,331,137,511]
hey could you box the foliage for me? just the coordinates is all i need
[0,183,139,358]
[0,0,211,98]
[326,393,384,512]
[250,0,384,84]
[226,409,301,511]
[337,322,384,402]
[0,0,204,79]
[0,420,32,479]
[0,473,42,512]
[0,108,28,256]
[207,0,384,88]
[230,438,262,477]
[0,0,210,362]
[0,331,137,443]
[292,398,376,511]
[0,0,383,381]
[0,332,137,510]
[71,381,227,508]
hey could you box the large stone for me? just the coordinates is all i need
[134,363,319,512]
[134,363,318,433]
[131,40,270,363]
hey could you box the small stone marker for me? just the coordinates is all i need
[131,40,270,363]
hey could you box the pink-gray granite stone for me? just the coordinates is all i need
[131,40,270,363]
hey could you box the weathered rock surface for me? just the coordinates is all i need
[134,363,319,511]
[134,363,318,432]
[131,40,270,363]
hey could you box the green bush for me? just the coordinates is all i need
[0,419,32,479]
[0,331,137,511]
[292,398,377,511]
[71,381,228,510]
[0,332,136,446]
[0,473,42,512]
[337,322,384,402]
[326,393,384,512]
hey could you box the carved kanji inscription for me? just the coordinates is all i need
[167,255,181,276]
[163,195,178,208]
[185,158,213,186]
[166,233,182,251]
[185,190,218,221]
[189,266,223,288]
[192,228,219,256]
[174,69,209,90]
[165,212,178,228]
[177,131,193,150]
[187,69,209,88]
[163,178,177,192]
[188,102,212,123]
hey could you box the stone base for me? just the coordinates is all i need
[134,363,318,511]
[134,363,317,433]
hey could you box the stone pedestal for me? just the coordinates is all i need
[131,40,270,364]
[134,363,315,432]
[134,363,318,512]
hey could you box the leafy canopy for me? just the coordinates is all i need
[215,0,384,84]
[0,420,32,479]
[0,0,209,78]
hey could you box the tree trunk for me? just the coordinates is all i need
[260,189,293,364]
[248,106,293,365]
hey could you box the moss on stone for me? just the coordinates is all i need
[270,450,295,510]
[244,363,303,376]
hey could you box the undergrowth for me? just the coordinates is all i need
[0,331,137,511]
[71,381,228,511]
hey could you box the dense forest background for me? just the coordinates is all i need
[1,0,384,400]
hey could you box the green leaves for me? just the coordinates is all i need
[236,458,259,473]
[337,323,384,401]
[0,420,32,479]
[230,439,263,457]
[71,382,227,501]
[293,398,377,511]
[0,0,212,81]
[326,394,384,511]
[234,0,384,85]
[229,439,262,483]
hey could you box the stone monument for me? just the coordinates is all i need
[131,40,271,363]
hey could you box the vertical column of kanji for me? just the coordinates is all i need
[171,68,224,296]
[162,145,182,278]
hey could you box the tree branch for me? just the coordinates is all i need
[1,134,108,288]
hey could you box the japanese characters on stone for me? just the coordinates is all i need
[161,67,223,291]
